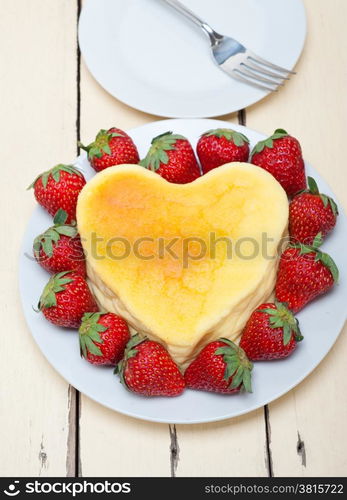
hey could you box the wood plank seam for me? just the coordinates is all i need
[264,405,274,477]
[39,435,48,475]
[76,0,82,148]
[296,432,306,467]
[66,386,77,477]
[237,109,246,127]
[75,0,82,479]
[169,425,180,477]
[67,0,82,478]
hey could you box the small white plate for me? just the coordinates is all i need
[19,119,346,424]
[78,0,306,118]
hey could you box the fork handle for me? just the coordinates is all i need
[161,0,220,45]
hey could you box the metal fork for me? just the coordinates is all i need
[161,0,295,92]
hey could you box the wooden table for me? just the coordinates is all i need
[1,0,346,477]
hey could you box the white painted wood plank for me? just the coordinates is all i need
[80,399,172,477]
[247,0,347,476]
[0,0,78,476]
[176,409,268,477]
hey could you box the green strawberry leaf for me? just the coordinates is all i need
[38,271,73,310]
[307,176,319,195]
[56,226,78,237]
[84,336,103,356]
[215,346,233,355]
[79,336,87,358]
[273,128,289,137]
[291,232,324,255]
[33,214,78,258]
[283,323,292,346]
[306,177,339,216]
[223,359,240,380]
[328,197,339,216]
[159,150,169,165]
[319,252,339,282]
[320,194,329,208]
[110,132,124,138]
[259,301,302,346]
[79,129,123,160]
[102,143,111,156]
[216,338,253,393]
[41,172,50,189]
[231,131,249,147]
[33,239,42,259]
[52,170,60,183]
[319,193,339,216]
[115,333,147,388]
[141,132,187,172]
[229,365,245,389]
[250,128,289,157]
[203,128,250,146]
[42,238,53,257]
[79,312,108,358]
[151,131,185,145]
[87,329,103,344]
[28,165,83,190]
[53,209,68,225]
[242,369,252,393]
[312,232,324,249]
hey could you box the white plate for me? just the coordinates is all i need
[19,119,347,424]
[78,0,307,118]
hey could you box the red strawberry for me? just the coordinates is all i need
[140,131,201,184]
[251,129,306,197]
[79,312,130,366]
[239,301,303,361]
[33,209,86,277]
[79,127,139,172]
[184,339,253,394]
[275,234,339,313]
[289,176,338,245]
[197,128,250,173]
[116,334,185,397]
[38,271,98,328]
[28,164,86,223]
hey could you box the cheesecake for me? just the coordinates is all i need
[77,163,288,368]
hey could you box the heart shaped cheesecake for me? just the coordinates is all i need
[77,163,288,368]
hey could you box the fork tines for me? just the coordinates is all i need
[227,51,296,92]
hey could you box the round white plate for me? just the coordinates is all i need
[19,119,346,424]
[78,0,307,118]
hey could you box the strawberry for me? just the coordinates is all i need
[28,164,86,223]
[197,128,250,173]
[33,209,86,277]
[239,301,303,361]
[184,339,253,394]
[79,312,130,366]
[140,131,201,184]
[116,334,185,397]
[38,271,98,328]
[289,176,338,245]
[79,127,139,172]
[250,129,306,197]
[275,234,339,313]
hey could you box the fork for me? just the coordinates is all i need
[161,0,295,92]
